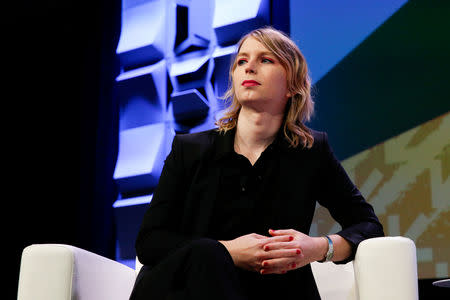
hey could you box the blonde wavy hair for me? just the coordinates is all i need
[215,26,315,148]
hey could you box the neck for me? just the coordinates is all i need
[234,106,284,153]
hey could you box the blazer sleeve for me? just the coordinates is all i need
[135,135,195,266]
[317,132,384,264]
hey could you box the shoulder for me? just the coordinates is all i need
[281,129,333,165]
[307,129,338,165]
[173,128,220,160]
[310,128,329,150]
[176,128,219,148]
[289,128,327,153]
[310,128,326,144]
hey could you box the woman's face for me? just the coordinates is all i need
[232,37,291,114]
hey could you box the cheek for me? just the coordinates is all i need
[270,73,289,95]
[232,80,241,97]
[266,67,284,82]
[232,75,238,88]
[232,71,240,89]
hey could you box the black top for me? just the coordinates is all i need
[134,127,384,299]
[208,128,281,240]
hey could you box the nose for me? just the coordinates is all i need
[245,59,257,74]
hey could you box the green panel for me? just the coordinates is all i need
[309,0,450,160]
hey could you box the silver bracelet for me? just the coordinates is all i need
[318,235,334,262]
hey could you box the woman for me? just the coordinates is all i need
[130,26,384,300]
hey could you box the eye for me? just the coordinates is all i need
[237,59,247,66]
[262,57,274,63]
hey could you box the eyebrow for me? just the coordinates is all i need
[237,51,275,58]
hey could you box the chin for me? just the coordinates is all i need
[237,98,260,105]
[236,93,262,102]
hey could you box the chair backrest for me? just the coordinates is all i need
[135,257,143,275]
[311,261,357,300]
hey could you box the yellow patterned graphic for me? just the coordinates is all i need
[311,112,450,279]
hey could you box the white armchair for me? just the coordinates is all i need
[17,237,418,300]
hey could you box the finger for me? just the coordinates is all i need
[262,248,302,259]
[260,268,287,275]
[260,267,287,275]
[261,258,300,272]
[260,258,297,274]
[268,229,297,236]
[263,241,298,251]
[264,235,294,244]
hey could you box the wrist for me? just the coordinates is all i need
[318,235,334,262]
[313,237,329,262]
[218,240,231,253]
[218,240,237,264]
[218,240,228,247]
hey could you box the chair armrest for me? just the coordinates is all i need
[18,244,136,300]
[311,260,356,300]
[354,237,418,300]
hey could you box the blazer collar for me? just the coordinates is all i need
[213,127,236,161]
[213,126,293,162]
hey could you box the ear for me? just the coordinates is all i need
[286,91,292,98]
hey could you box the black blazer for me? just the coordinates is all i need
[136,128,383,268]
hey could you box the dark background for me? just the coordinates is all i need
[4,0,447,299]
[4,0,119,298]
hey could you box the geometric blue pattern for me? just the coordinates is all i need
[116,0,166,69]
[113,123,168,194]
[113,0,273,262]
[213,0,270,46]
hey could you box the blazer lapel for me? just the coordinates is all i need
[275,147,311,229]
[191,163,222,235]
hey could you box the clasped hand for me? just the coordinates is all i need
[220,229,323,275]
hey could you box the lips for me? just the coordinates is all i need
[242,80,260,87]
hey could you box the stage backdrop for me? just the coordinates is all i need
[112,0,290,266]
[112,0,448,280]
[291,0,449,279]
